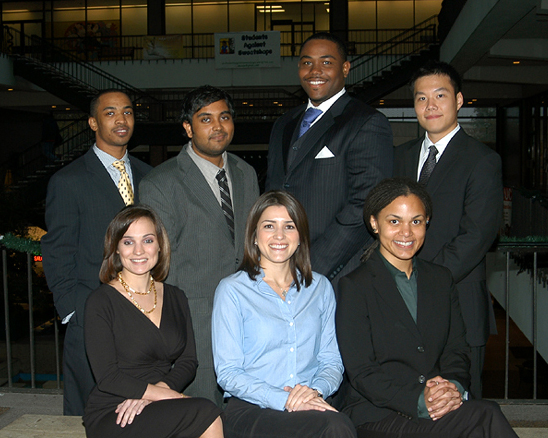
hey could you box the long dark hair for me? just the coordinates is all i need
[239,191,312,290]
[361,178,432,261]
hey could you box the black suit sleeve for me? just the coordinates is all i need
[439,280,471,388]
[311,112,393,277]
[431,152,502,282]
[41,173,81,320]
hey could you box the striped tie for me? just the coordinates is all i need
[216,169,235,242]
[418,145,438,186]
[112,160,134,206]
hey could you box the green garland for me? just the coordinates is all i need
[500,235,548,243]
[0,233,42,255]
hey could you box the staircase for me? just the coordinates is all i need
[347,16,439,103]
[1,18,439,202]
[2,26,163,202]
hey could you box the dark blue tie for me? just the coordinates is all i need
[298,108,322,138]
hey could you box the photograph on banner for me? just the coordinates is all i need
[215,31,280,69]
[143,35,184,60]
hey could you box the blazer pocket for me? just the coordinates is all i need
[313,156,340,167]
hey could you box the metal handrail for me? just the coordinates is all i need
[1,240,547,400]
[2,26,163,189]
[4,26,159,107]
[347,15,438,87]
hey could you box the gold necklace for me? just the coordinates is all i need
[117,272,153,295]
[118,272,157,314]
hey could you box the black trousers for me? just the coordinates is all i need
[63,319,95,416]
[224,397,357,438]
[356,400,518,438]
[470,345,486,399]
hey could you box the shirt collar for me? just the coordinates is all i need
[186,141,229,173]
[306,88,346,114]
[422,124,460,159]
[376,248,417,280]
[93,144,129,166]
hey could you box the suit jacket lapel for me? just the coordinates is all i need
[402,137,422,180]
[287,94,350,174]
[228,154,245,250]
[130,157,148,203]
[368,253,422,343]
[177,148,234,246]
[84,148,125,207]
[282,106,305,173]
[426,130,464,194]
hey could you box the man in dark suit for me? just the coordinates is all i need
[139,86,259,406]
[41,89,152,415]
[394,61,503,398]
[266,32,393,286]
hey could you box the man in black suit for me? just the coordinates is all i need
[41,89,152,416]
[394,61,503,398]
[266,32,393,286]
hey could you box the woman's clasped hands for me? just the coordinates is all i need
[424,376,463,421]
[283,384,337,413]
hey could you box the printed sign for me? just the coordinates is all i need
[215,31,281,69]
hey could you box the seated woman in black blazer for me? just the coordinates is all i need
[335,177,517,438]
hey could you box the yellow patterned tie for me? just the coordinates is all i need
[112,160,134,206]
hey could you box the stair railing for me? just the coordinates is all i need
[4,26,162,122]
[2,25,163,190]
[12,117,93,189]
[347,15,438,88]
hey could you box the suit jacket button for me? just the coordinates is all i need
[284,183,290,189]
[418,375,426,384]
[417,346,425,353]
[292,146,298,151]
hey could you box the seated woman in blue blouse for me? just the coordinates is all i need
[335,177,518,438]
[212,190,356,438]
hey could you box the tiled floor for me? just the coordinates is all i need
[0,415,85,437]
[0,413,544,438]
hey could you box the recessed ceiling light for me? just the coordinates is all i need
[513,61,520,65]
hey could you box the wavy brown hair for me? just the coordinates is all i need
[99,205,170,283]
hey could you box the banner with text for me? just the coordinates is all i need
[215,31,280,69]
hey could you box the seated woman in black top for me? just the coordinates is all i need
[84,205,223,438]
[335,177,517,438]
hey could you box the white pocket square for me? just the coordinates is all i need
[315,146,335,159]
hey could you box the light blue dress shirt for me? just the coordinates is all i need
[212,269,343,411]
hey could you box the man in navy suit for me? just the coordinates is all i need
[41,89,152,415]
[266,32,393,286]
[394,61,503,398]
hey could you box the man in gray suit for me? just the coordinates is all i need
[42,89,152,415]
[140,85,259,405]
